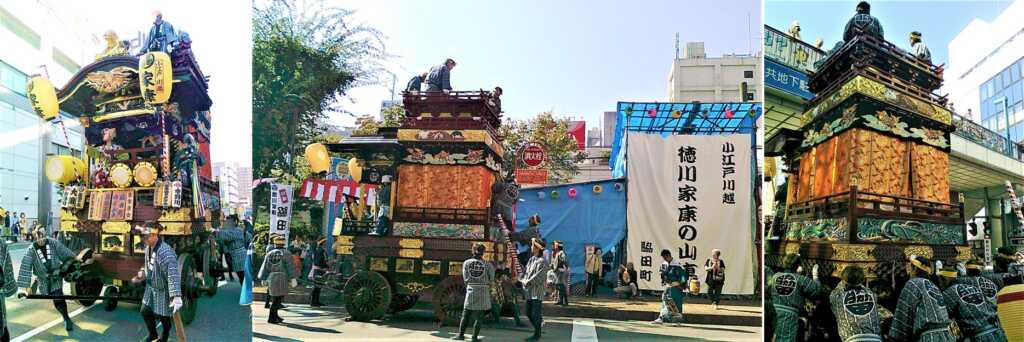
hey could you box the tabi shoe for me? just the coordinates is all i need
[451,335,465,340]
[651,318,664,324]
[525,334,540,341]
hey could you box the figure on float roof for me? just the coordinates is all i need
[96,30,129,61]
[142,10,178,54]
[843,1,883,42]
[910,31,932,64]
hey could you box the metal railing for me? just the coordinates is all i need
[764,25,827,73]
[951,112,1024,161]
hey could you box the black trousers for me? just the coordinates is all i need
[0,326,9,342]
[526,299,543,337]
[556,284,568,305]
[586,273,600,296]
[141,305,172,342]
[458,309,486,338]
[236,271,245,285]
[269,296,284,323]
[311,287,322,305]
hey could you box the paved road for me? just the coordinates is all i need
[253,303,761,341]
[5,241,252,341]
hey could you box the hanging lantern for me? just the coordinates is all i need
[537,191,545,199]
[139,51,173,104]
[305,143,330,174]
[647,108,657,117]
[26,76,59,120]
[348,158,363,183]
[671,110,682,119]
[550,190,560,199]
[724,108,735,119]
[568,187,578,198]
[614,183,624,192]
[593,184,603,194]
[44,155,87,184]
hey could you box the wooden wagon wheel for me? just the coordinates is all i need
[343,271,392,321]
[431,276,466,327]
[71,277,103,306]
[388,294,419,314]
[202,239,218,297]
[178,253,199,325]
[102,286,119,312]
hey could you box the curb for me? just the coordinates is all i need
[253,292,761,327]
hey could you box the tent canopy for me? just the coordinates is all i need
[515,178,627,286]
[610,101,762,177]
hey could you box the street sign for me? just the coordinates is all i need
[521,144,546,167]
[515,169,548,184]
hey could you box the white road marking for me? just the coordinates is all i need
[12,278,232,341]
[571,319,599,342]
[12,304,96,342]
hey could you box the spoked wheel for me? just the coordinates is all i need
[202,245,218,297]
[388,294,419,314]
[71,277,103,306]
[343,271,392,321]
[431,276,466,326]
[179,253,199,325]
[102,286,119,311]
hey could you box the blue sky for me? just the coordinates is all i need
[334,0,761,135]
[766,0,1013,67]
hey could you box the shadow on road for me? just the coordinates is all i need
[253,331,304,342]
[275,321,340,334]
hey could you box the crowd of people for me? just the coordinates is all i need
[767,248,1024,342]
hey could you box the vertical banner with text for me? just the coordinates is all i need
[626,133,754,294]
[269,183,293,243]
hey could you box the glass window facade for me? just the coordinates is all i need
[0,99,42,222]
[0,61,28,96]
[980,58,1024,142]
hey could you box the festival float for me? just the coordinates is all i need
[301,90,519,325]
[25,18,224,324]
[766,26,971,292]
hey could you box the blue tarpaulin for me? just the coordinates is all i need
[610,101,762,177]
[515,179,627,286]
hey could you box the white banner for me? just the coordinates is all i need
[626,133,754,294]
[269,183,293,243]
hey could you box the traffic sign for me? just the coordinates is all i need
[521,144,546,167]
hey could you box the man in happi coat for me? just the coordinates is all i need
[17,226,76,331]
[843,1,883,42]
[454,243,494,341]
[830,266,882,342]
[910,31,932,64]
[259,234,296,324]
[216,214,250,284]
[308,238,327,308]
[769,253,823,342]
[131,225,183,342]
[937,266,1006,342]
[518,238,548,341]
[959,259,1003,307]
[887,255,955,342]
[653,249,687,324]
[425,58,456,91]
[0,237,16,340]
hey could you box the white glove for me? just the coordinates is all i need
[290,279,298,288]
[935,260,943,272]
[811,264,819,281]
[170,296,183,314]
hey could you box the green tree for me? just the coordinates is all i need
[499,112,587,184]
[352,105,404,136]
[252,0,386,213]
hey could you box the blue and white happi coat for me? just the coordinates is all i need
[17,238,74,295]
[142,240,182,317]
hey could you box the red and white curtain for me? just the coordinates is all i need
[299,178,378,203]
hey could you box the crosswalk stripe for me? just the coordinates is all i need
[571,319,599,342]
[12,303,96,342]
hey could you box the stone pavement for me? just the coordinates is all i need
[253,285,761,327]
